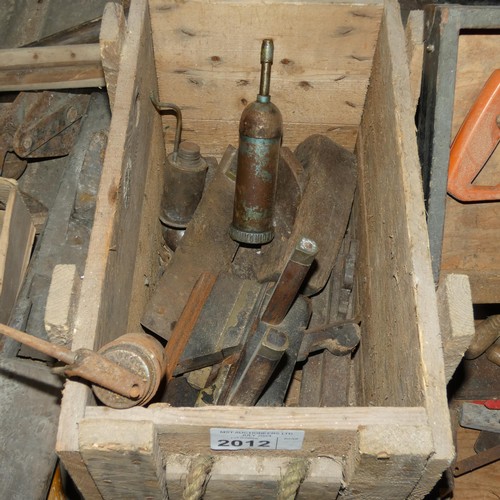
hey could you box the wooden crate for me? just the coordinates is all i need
[0,178,35,325]
[56,0,453,498]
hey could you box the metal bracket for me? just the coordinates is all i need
[417,5,500,281]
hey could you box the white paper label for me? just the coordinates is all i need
[210,428,304,451]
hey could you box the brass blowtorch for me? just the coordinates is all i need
[229,39,283,245]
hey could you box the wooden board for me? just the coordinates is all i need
[56,0,166,497]
[149,0,383,156]
[0,179,35,324]
[441,34,500,303]
[436,274,475,383]
[353,0,454,495]
[99,3,127,109]
[0,44,105,91]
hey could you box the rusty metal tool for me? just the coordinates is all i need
[453,444,500,477]
[460,402,500,434]
[226,327,289,406]
[297,321,360,362]
[169,273,266,377]
[0,91,90,179]
[164,272,217,380]
[447,69,500,202]
[261,237,318,325]
[171,236,317,406]
[222,237,317,407]
[217,292,311,407]
[142,145,309,340]
[230,39,283,245]
[256,135,357,295]
[160,141,208,230]
[231,146,308,281]
[141,145,240,340]
[0,323,166,409]
[299,223,359,407]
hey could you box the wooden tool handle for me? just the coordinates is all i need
[164,272,217,380]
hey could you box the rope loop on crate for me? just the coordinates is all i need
[182,455,215,500]
[277,458,310,500]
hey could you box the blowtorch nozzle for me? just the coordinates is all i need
[259,39,274,97]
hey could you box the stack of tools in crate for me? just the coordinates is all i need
[142,39,360,409]
[0,39,360,409]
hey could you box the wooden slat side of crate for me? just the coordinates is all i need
[56,0,166,497]
[353,1,454,496]
[0,179,35,324]
[80,406,433,499]
[56,0,454,498]
[149,0,384,157]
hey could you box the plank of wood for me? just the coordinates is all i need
[404,10,424,114]
[57,0,165,496]
[99,3,127,108]
[0,179,35,325]
[441,34,500,303]
[150,0,383,156]
[44,264,77,346]
[85,405,428,458]
[162,118,359,159]
[437,274,475,383]
[79,419,167,499]
[353,0,454,496]
[0,44,105,91]
[344,424,434,499]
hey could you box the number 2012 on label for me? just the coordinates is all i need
[217,439,271,448]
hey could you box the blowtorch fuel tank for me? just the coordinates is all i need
[229,39,283,245]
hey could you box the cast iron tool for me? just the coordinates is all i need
[0,323,166,409]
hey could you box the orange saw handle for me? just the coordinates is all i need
[447,69,500,202]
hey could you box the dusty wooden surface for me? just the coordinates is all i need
[436,274,475,383]
[0,44,105,91]
[99,2,127,109]
[454,426,500,499]
[57,0,164,497]
[441,34,500,303]
[149,0,383,157]
[84,405,429,458]
[79,420,167,499]
[0,179,35,324]
[44,264,77,345]
[354,0,453,496]
[404,10,423,113]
